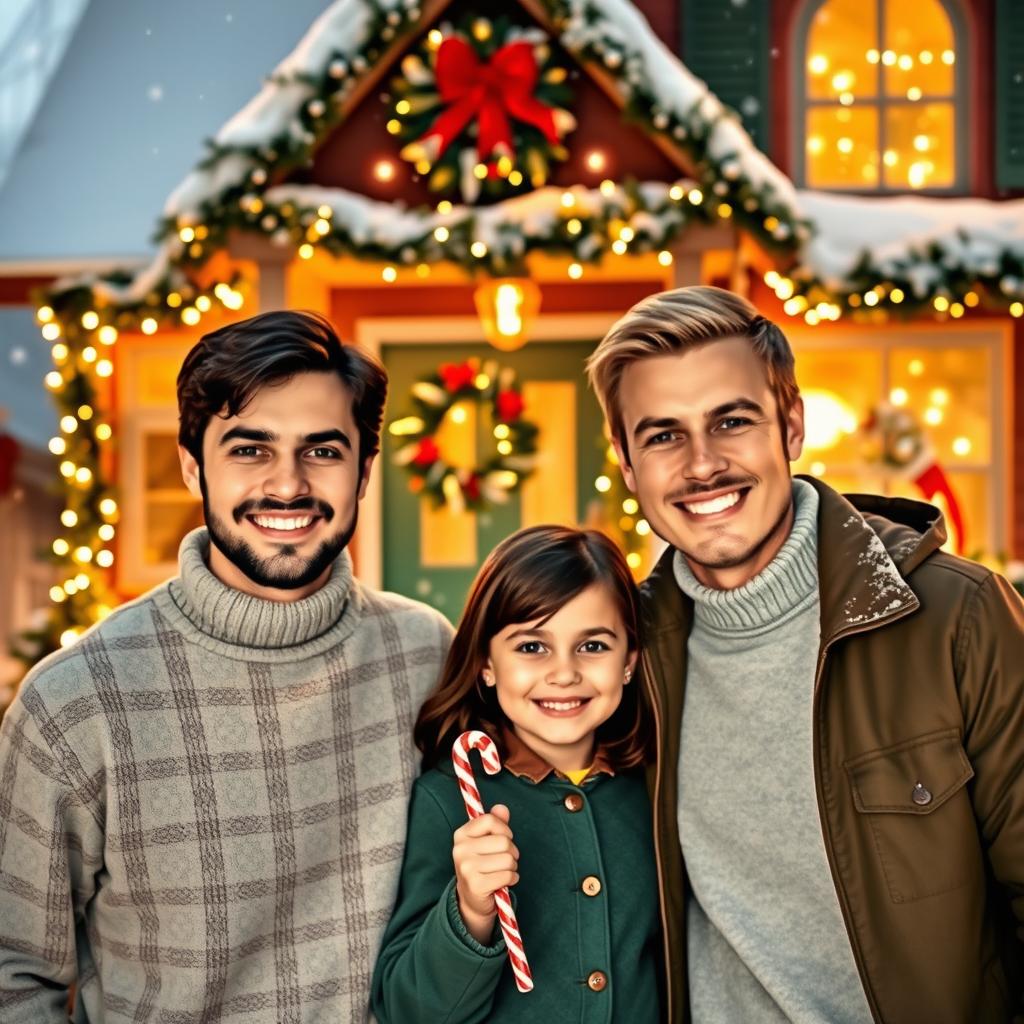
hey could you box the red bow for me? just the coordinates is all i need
[426,37,560,160]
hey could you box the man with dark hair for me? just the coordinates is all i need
[0,311,453,1022]
[588,286,1024,1024]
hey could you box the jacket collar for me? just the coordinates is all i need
[501,725,616,784]
[641,477,929,644]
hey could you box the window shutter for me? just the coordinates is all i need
[996,0,1024,189]
[682,0,771,150]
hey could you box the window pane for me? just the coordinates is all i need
[883,0,955,97]
[884,102,955,188]
[806,0,878,100]
[790,347,883,471]
[807,106,879,188]
[888,345,992,465]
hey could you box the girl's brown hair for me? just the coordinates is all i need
[415,525,650,770]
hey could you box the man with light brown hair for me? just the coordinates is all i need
[587,285,1024,1024]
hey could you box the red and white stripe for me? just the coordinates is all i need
[452,730,534,994]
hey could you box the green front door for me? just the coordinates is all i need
[381,340,605,622]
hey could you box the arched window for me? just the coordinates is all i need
[796,0,965,192]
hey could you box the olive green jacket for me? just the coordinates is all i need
[641,476,1024,1023]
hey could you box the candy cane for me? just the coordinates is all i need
[452,730,534,993]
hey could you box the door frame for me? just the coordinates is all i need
[353,312,622,589]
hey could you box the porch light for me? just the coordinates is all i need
[473,278,541,352]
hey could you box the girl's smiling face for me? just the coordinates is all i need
[483,584,637,773]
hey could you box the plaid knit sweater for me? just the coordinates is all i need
[0,528,452,1023]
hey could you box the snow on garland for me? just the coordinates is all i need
[389,359,538,512]
[390,13,576,202]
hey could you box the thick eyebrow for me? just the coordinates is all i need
[218,426,352,451]
[631,398,767,440]
[505,625,619,642]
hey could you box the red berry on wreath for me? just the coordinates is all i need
[413,437,440,466]
[496,390,525,422]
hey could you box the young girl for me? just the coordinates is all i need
[371,525,662,1023]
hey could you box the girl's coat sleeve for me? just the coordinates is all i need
[371,776,507,1024]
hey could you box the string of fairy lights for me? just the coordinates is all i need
[20,0,1024,661]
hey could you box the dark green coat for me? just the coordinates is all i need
[371,755,661,1023]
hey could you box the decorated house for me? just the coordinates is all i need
[9,0,1024,656]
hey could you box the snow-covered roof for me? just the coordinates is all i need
[39,0,1024,318]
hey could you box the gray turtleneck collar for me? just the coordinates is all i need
[167,527,354,650]
[673,478,819,635]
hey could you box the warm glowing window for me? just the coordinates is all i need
[789,327,1007,558]
[801,0,961,191]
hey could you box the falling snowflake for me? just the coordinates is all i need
[9,347,26,366]
[740,96,761,117]
[225,12,234,22]
[415,579,432,596]
[148,84,164,102]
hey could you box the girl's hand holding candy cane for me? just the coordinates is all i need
[452,804,520,944]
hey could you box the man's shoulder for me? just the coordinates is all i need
[354,581,454,640]
[16,585,171,709]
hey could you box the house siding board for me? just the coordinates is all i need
[996,0,1024,190]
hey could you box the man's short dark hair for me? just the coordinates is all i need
[177,310,387,465]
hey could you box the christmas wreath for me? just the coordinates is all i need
[389,14,576,202]
[390,359,539,512]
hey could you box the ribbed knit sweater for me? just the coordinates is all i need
[674,480,872,1023]
[0,528,452,1023]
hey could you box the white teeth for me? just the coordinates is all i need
[252,515,314,531]
[683,490,742,515]
[537,699,584,711]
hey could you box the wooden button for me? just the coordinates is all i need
[587,970,607,991]
[563,793,584,812]
[581,875,602,897]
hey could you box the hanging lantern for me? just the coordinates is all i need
[474,278,541,351]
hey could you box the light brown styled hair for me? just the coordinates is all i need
[414,525,650,771]
[586,285,799,457]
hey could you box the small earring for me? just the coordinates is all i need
[481,670,494,687]
[624,668,632,682]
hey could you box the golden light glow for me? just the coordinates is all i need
[809,54,829,74]
[141,317,158,334]
[167,292,182,307]
[599,179,616,197]
[508,170,524,186]
[374,160,396,181]
[48,437,67,455]
[795,393,856,451]
[497,440,513,456]
[473,278,541,352]
[635,519,651,537]
[60,461,75,477]
[908,358,925,375]
[626,552,642,570]
[179,226,195,243]
[890,288,905,303]
[687,188,703,205]
[470,241,488,258]
[98,325,118,345]
[658,250,673,266]
[595,475,612,493]
[42,323,61,341]
[890,387,909,406]
[930,388,950,406]
[53,538,70,556]
[98,524,115,541]
[96,423,113,441]
[195,295,212,312]
[73,545,93,563]
[60,629,80,648]
[99,498,118,516]
[623,497,639,515]
[669,184,684,201]
[96,550,114,568]
[933,295,950,312]
[50,586,66,602]
[96,358,113,378]
[82,346,97,363]
[182,307,201,325]
[298,243,315,259]
[924,406,944,425]
[567,217,582,235]
[611,240,627,256]
[60,415,77,433]
[952,437,972,456]
[37,305,54,322]
[434,226,450,242]
[382,266,398,283]
[45,371,63,389]
[494,423,510,440]
[567,262,583,279]
[585,150,607,173]
[52,342,69,361]
[75,467,92,484]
